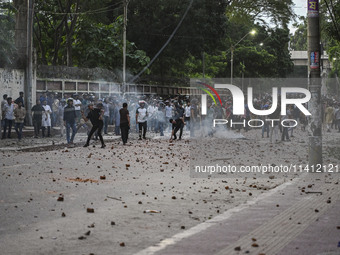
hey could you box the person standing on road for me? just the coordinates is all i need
[82,103,106,148]
[73,94,82,124]
[63,99,77,145]
[156,103,166,136]
[103,98,110,135]
[1,97,14,139]
[281,107,290,142]
[184,101,191,131]
[136,101,148,140]
[119,102,130,145]
[269,105,280,143]
[42,100,52,137]
[174,102,185,140]
[31,100,45,138]
[165,101,173,132]
[114,102,121,135]
[1,94,8,129]
[14,91,25,107]
[14,101,26,140]
[324,102,334,132]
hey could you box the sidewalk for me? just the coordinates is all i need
[0,125,120,151]
[136,173,340,255]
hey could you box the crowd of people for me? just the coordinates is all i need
[1,91,340,146]
[1,92,192,146]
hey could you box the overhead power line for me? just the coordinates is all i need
[129,0,194,83]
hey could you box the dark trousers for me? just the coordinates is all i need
[138,122,147,138]
[42,126,51,137]
[120,123,129,144]
[15,122,24,140]
[281,127,289,141]
[33,119,42,137]
[178,122,184,139]
[2,119,13,138]
[86,122,104,145]
[172,123,183,139]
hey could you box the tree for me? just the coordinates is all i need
[33,0,149,74]
[126,0,228,82]
[226,0,295,29]
[290,16,307,51]
[0,1,16,67]
[72,16,150,73]
[320,0,340,77]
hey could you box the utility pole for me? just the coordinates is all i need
[307,0,322,168]
[202,52,205,78]
[122,0,129,94]
[230,30,256,85]
[230,47,234,85]
[25,0,34,125]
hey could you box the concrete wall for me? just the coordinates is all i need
[0,68,25,99]
[0,68,36,109]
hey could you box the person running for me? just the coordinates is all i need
[82,103,106,148]
[169,118,185,142]
[119,102,130,145]
[136,100,148,140]
[174,102,185,139]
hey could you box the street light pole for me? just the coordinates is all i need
[122,0,129,94]
[230,30,256,85]
[307,0,322,168]
[231,47,234,85]
[26,0,34,126]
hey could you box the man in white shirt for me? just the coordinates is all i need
[42,100,52,137]
[184,102,191,130]
[147,103,156,131]
[136,101,148,140]
[2,97,14,139]
[73,94,82,124]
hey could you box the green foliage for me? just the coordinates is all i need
[0,2,16,67]
[126,0,228,80]
[226,0,295,28]
[73,17,150,72]
[290,16,307,51]
[328,43,340,76]
[33,0,149,71]
[7,0,295,80]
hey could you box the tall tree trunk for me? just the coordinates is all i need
[13,0,28,68]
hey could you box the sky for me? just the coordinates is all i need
[293,0,308,17]
[289,0,307,33]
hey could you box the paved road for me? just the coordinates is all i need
[136,173,340,255]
